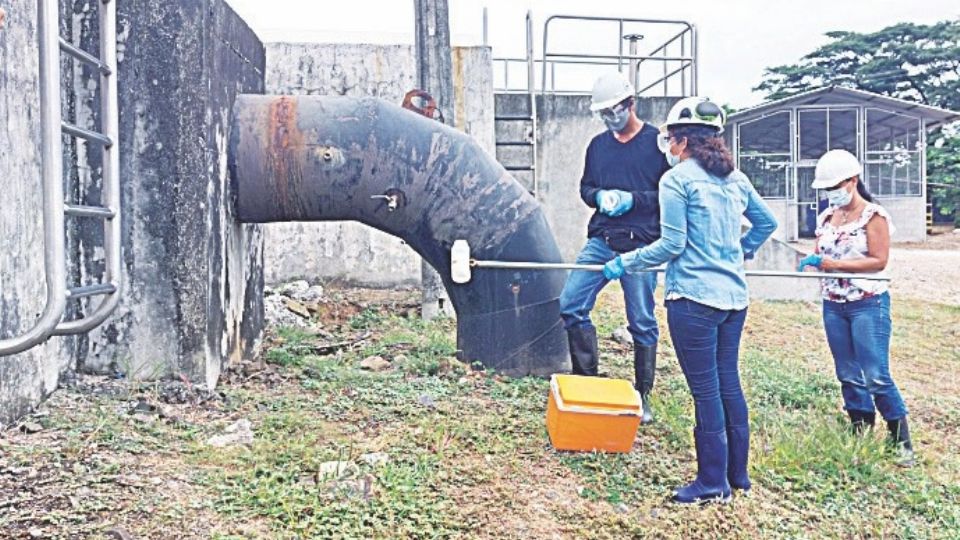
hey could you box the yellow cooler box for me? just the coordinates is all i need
[546,374,642,453]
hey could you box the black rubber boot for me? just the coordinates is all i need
[567,326,599,376]
[886,417,915,467]
[633,343,656,424]
[726,424,751,493]
[848,410,876,435]
[672,429,732,505]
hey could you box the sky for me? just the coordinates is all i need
[223,0,959,108]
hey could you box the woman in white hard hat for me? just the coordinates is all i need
[798,149,914,466]
[603,96,778,504]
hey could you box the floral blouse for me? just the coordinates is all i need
[815,202,895,303]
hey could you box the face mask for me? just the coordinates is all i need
[658,134,682,167]
[603,109,630,132]
[664,147,681,168]
[826,185,853,206]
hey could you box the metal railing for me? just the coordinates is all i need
[0,0,121,355]
[493,14,698,97]
[541,15,697,97]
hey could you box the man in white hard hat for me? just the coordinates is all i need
[558,71,670,424]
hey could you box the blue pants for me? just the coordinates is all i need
[559,237,659,346]
[822,292,907,421]
[667,298,749,433]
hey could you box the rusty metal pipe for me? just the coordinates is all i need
[229,95,569,376]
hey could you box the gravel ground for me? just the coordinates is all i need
[796,232,960,306]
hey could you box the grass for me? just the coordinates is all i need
[2,285,959,538]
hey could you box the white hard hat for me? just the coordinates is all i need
[812,149,862,189]
[663,96,726,134]
[590,72,636,112]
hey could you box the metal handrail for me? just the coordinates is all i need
[525,10,538,196]
[546,52,694,62]
[636,62,694,95]
[1,0,121,354]
[0,0,67,356]
[539,14,698,97]
[55,0,121,335]
[638,26,690,64]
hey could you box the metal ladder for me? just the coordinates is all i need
[0,0,121,356]
[493,11,538,196]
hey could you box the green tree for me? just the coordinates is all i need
[756,20,960,225]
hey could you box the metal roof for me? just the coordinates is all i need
[729,86,960,129]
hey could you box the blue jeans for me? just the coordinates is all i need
[823,292,908,421]
[667,298,749,433]
[559,237,659,346]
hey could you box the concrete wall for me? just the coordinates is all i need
[0,0,266,424]
[520,94,679,261]
[764,200,796,243]
[745,239,820,303]
[262,43,494,286]
[78,0,265,385]
[0,0,77,426]
[878,198,926,242]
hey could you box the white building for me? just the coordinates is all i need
[727,87,959,242]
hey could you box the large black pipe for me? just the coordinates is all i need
[229,95,569,376]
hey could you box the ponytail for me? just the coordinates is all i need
[856,177,875,203]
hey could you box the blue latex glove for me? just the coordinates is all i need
[603,256,626,280]
[595,190,618,215]
[797,253,823,271]
[608,190,634,217]
[743,250,755,261]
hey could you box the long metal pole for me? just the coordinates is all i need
[526,10,538,197]
[691,24,699,94]
[470,260,891,282]
[0,0,68,355]
[482,6,488,46]
[414,0,456,320]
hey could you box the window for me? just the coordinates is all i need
[799,108,858,159]
[799,110,827,160]
[865,109,922,197]
[738,111,791,198]
[828,109,857,155]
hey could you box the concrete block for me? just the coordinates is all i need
[73,0,266,386]
[1,0,266,424]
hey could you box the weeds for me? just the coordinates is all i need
[4,285,959,538]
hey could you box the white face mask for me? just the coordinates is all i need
[826,185,853,206]
[658,133,682,167]
[665,149,681,168]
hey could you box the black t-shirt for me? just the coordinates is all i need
[579,123,670,245]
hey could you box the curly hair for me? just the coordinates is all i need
[669,125,735,178]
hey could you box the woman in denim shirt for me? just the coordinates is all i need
[603,97,778,504]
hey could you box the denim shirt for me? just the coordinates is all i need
[620,159,778,310]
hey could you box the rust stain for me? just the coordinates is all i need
[265,96,306,216]
[452,48,466,131]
